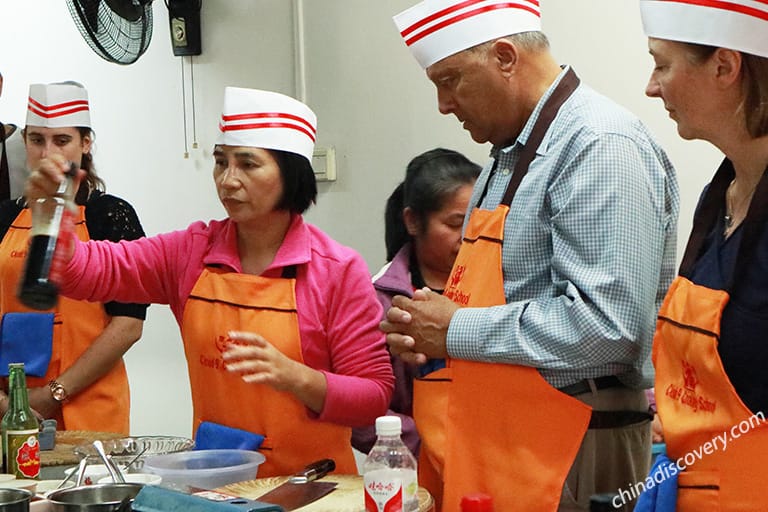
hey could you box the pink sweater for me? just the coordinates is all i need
[61,214,394,426]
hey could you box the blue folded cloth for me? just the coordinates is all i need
[194,422,265,451]
[0,312,54,376]
[132,483,283,512]
[633,453,678,512]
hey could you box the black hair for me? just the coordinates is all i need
[269,149,318,214]
[385,148,481,261]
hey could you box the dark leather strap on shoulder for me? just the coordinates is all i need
[501,68,581,206]
[679,158,768,294]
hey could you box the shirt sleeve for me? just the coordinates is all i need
[447,134,672,378]
[314,253,395,427]
[85,193,149,320]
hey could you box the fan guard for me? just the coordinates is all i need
[66,0,154,65]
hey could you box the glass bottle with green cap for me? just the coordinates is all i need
[1,363,40,479]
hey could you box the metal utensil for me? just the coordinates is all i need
[75,457,90,487]
[56,460,82,491]
[93,440,126,484]
[255,459,337,511]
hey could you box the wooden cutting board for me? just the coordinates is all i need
[219,474,434,512]
[39,430,123,467]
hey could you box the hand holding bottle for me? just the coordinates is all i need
[18,158,81,309]
[24,154,84,201]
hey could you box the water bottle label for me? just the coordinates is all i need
[4,430,40,479]
[364,470,418,512]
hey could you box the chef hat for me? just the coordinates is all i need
[26,82,91,129]
[640,0,768,58]
[393,0,542,69]
[216,87,317,163]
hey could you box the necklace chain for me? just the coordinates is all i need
[724,178,759,231]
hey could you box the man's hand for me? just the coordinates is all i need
[380,288,459,364]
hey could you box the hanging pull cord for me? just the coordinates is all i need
[181,56,189,158]
[190,55,198,149]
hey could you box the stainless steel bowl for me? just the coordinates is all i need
[0,488,32,512]
[46,483,144,512]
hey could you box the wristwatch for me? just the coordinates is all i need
[48,380,69,403]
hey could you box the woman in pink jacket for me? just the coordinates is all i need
[25,87,394,477]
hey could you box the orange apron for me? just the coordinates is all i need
[653,161,768,511]
[0,207,129,433]
[413,69,592,512]
[181,266,357,477]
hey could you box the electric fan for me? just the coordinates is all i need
[66,0,154,65]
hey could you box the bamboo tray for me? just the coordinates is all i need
[40,430,123,467]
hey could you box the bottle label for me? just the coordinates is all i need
[4,430,40,479]
[49,208,76,285]
[364,469,418,512]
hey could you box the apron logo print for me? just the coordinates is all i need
[682,359,698,391]
[449,265,465,288]
[215,334,231,353]
[665,359,717,413]
[445,265,471,305]
[199,335,230,371]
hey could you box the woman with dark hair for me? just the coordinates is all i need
[637,1,768,510]
[352,148,480,456]
[0,82,147,434]
[25,87,393,477]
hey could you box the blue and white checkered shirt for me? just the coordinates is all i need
[446,68,680,389]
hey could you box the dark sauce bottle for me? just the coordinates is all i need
[17,162,78,310]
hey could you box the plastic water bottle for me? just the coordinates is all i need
[363,416,418,512]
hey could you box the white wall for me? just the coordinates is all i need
[0,1,722,438]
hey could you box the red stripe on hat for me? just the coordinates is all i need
[219,121,316,143]
[402,1,540,45]
[28,97,90,113]
[27,104,90,119]
[650,0,768,21]
[221,112,316,136]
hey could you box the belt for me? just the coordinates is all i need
[557,376,652,429]
[557,375,624,397]
[588,410,653,429]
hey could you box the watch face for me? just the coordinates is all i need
[52,385,67,401]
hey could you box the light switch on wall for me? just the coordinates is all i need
[312,147,337,182]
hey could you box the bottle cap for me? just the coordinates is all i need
[461,493,493,512]
[375,416,402,436]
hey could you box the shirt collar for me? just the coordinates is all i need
[490,65,572,159]
[204,213,311,273]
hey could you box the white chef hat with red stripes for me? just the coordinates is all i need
[641,0,768,58]
[217,87,317,163]
[26,82,91,129]
[393,0,542,69]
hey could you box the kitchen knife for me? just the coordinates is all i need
[256,459,338,511]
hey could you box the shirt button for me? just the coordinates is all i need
[500,168,511,175]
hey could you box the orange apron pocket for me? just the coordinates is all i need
[677,469,720,512]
